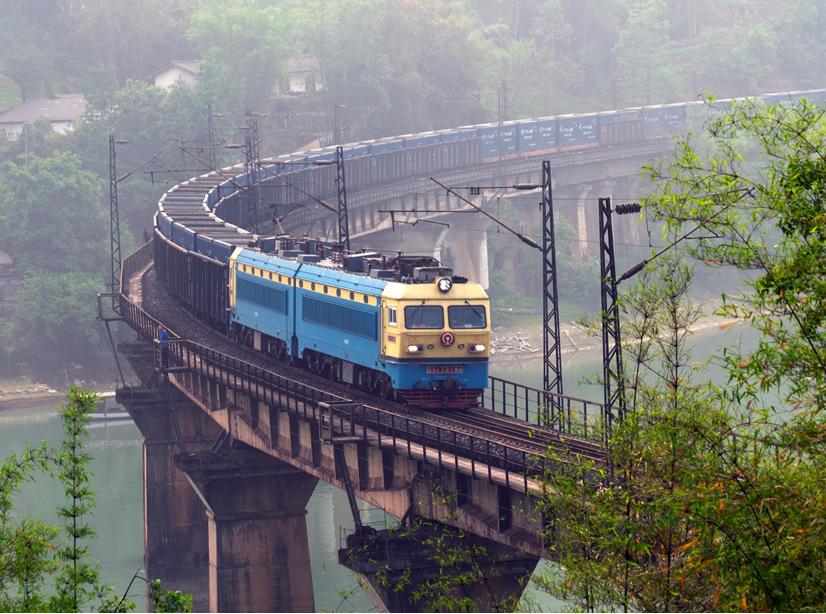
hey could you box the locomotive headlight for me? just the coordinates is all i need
[469,344,486,353]
[407,344,423,353]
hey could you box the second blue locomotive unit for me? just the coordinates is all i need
[227,239,491,409]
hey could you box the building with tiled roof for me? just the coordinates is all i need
[0,94,87,141]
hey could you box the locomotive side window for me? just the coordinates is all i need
[448,305,486,329]
[404,305,443,329]
[388,307,397,326]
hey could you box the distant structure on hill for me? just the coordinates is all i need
[0,94,87,141]
[278,57,324,95]
[149,57,324,96]
[149,60,200,90]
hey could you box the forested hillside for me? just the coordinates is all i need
[0,0,824,382]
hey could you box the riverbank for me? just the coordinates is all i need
[0,378,118,411]
[0,380,62,410]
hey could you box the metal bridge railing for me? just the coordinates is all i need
[485,376,607,444]
[119,238,154,296]
[151,334,556,494]
[119,245,606,493]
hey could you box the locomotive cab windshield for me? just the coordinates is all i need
[404,305,443,329]
[448,304,486,329]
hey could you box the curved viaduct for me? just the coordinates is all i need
[115,118,676,612]
[235,140,667,286]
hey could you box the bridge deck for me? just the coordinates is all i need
[129,256,604,468]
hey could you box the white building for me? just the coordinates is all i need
[150,60,200,90]
[0,94,87,142]
[149,57,323,96]
[273,57,325,96]
[283,57,324,94]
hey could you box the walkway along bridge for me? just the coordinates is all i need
[103,94,745,611]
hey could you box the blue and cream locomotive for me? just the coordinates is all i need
[228,241,490,408]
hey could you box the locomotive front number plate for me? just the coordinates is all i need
[426,365,464,374]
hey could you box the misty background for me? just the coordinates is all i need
[0,0,824,385]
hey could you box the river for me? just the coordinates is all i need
[0,321,754,611]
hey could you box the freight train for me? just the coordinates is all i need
[152,88,826,408]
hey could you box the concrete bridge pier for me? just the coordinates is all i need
[340,519,538,612]
[117,385,221,612]
[177,446,319,613]
[441,215,490,289]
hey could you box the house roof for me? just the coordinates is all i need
[0,94,87,125]
[149,60,201,80]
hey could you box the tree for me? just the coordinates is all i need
[0,387,192,612]
[539,255,724,611]
[50,0,192,88]
[0,16,53,101]
[0,151,109,274]
[646,96,826,414]
[0,150,121,374]
[0,271,107,373]
[537,98,826,612]
[299,0,492,138]
[612,0,683,107]
[68,79,210,237]
[187,1,289,116]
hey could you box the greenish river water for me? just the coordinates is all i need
[0,321,754,611]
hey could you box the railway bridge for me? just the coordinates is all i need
[109,122,675,611]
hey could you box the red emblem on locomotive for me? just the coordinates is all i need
[440,331,455,346]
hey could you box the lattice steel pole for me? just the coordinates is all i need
[243,115,260,235]
[541,160,563,424]
[109,134,121,314]
[207,103,217,171]
[336,145,350,251]
[598,197,627,437]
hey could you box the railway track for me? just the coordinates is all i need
[443,409,605,462]
[139,265,605,466]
